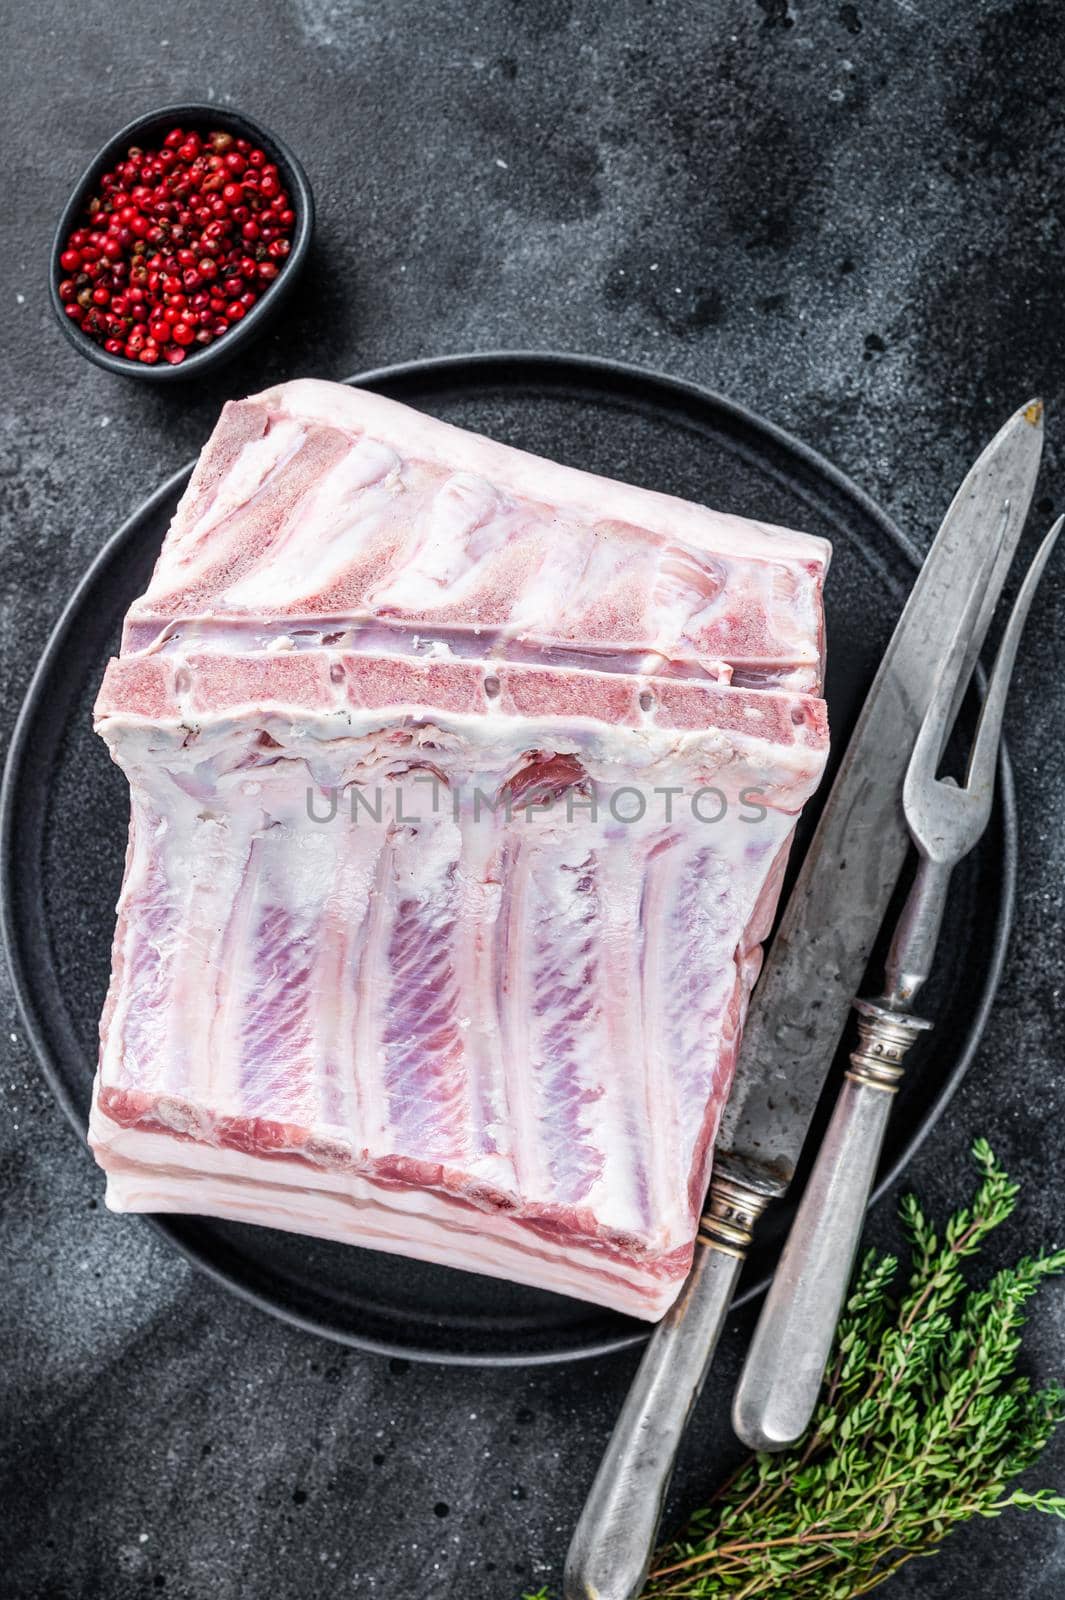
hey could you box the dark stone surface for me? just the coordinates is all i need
[1,2,1063,1596]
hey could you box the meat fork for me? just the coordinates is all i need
[732,513,1064,1453]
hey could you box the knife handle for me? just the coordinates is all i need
[564,1175,770,1600]
[732,1001,931,1454]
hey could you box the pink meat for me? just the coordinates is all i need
[89,378,830,1321]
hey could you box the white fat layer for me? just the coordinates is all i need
[96,708,804,1243]
[365,472,501,610]
[99,692,824,808]
[90,1109,676,1320]
[129,382,828,696]
[221,439,402,609]
[253,378,832,569]
[167,419,308,576]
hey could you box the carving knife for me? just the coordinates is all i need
[564,399,1044,1600]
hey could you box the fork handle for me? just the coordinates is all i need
[732,1002,931,1453]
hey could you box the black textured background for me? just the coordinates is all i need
[2,2,1063,1597]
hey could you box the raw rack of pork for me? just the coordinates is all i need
[90,378,830,1320]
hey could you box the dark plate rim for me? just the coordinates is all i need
[0,350,1017,1365]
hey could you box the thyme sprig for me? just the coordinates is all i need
[528,1140,1064,1600]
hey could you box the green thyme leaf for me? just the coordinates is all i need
[525,1141,1063,1600]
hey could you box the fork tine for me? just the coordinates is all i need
[903,501,1010,816]
[962,514,1064,803]
[888,514,1061,997]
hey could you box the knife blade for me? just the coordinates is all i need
[715,396,1044,1197]
[564,399,1043,1600]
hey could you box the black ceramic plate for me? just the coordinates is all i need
[1,352,1014,1365]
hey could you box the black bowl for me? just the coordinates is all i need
[49,103,314,383]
